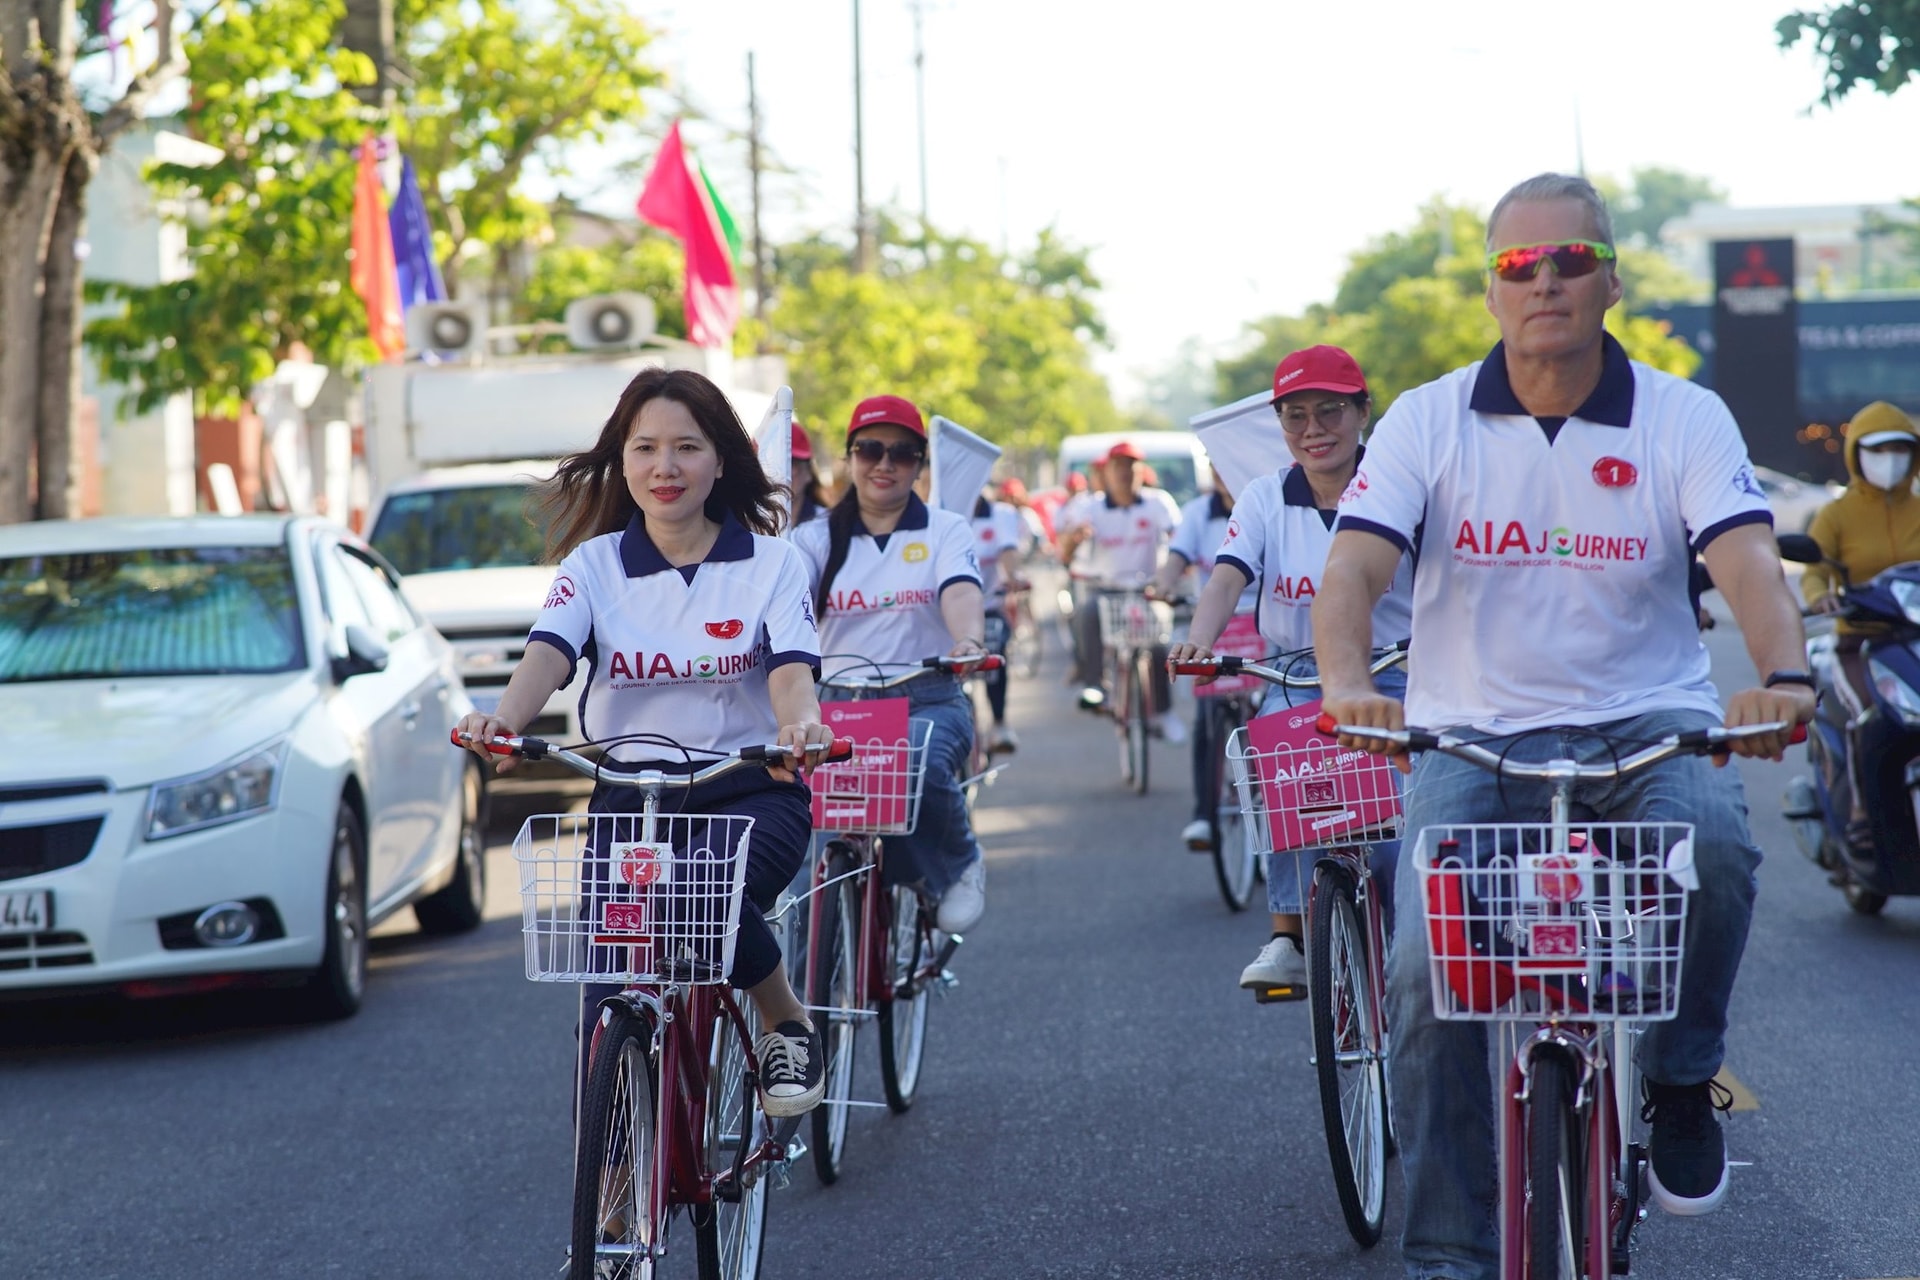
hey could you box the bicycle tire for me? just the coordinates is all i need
[694,1004,767,1280]
[1524,1046,1583,1279]
[876,883,931,1112]
[571,1003,662,1280]
[1308,866,1388,1247]
[1208,699,1256,911]
[1013,616,1042,677]
[809,846,860,1184]
[1114,652,1137,787]
[1129,649,1152,796]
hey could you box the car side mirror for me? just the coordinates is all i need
[331,624,390,682]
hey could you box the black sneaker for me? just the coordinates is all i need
[1642,1077,1733,1215]
[757,1020,824,1118]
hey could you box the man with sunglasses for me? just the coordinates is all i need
[1312,173,1816,1279]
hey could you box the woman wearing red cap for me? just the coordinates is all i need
[789,420,829,527]
[790,394,993,932]
[1168,346,1415,998]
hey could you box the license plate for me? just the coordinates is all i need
[0,890,50,936]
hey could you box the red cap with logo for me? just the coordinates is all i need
[1271,345,1368,404]
[848,394,927,439]
[1104,440,1145,463]
[789,421,813,460]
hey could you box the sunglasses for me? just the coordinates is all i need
[849,439,926,466]
[1274,398,1355,434]
[1486,240,1617,282]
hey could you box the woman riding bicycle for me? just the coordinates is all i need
[973,486,1027,755]
[454,367,833,1119]
[1167,346,1414,998]
[791,394,993,934]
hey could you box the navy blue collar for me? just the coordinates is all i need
[1282,446,1367,510]
[619,509,755,579]
[1469,332,1635,428]
[1104,492,1144,510]
[855,492,931,536]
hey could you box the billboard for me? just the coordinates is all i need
[1712,239,1799,476]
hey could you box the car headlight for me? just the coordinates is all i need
[1891,579,1920,628]
[147,741,288,840]
[1868,658,1920,729]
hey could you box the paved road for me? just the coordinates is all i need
[3,606,1918,1279]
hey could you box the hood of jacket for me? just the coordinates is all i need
[1842,400,1920,497]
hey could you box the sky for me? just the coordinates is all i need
[601,0,1920,403]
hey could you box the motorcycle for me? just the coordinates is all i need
[1777,533,1920,915]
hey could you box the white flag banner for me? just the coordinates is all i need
[1191,389,1292,501]
[928,415,1002,516]
[753,386,794,522]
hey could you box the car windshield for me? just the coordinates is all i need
[0,546,305,683]
[370,483,547,575]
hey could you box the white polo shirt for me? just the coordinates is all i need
[791,494,981,679]
[1064,488,1181,582]
[1170,491,1258,612]
[529,512,820,762]
[1336,334,1772,734]
[1216,460,1415,654]
[970,499,1025,601]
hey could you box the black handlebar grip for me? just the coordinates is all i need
[1404,729,1439,753]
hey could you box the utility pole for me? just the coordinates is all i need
[852,0,874,271]
[747,52,769,328]
[911,0,929,239]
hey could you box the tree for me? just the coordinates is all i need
[1777,0,1920,104]
[2,0,190,522]
[1608,167,1726,247]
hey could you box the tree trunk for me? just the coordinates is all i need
[0,150,66,523]
[35,145,90,520]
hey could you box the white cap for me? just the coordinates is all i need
[1856,430,1915,449]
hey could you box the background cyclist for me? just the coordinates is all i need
[1166,347,1414,998]
[791,395,992,934]
[1313,173,1815,1279]
[972,485,1027,754]
[453,367,834,1120]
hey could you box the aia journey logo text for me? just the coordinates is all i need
[605,650,762,681]
[827,588,936,611]
[1453,521,1649,564]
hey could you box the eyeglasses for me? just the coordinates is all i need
[849,439,926,466]
[1486,240,1617,282]
[1273,398,1355,434]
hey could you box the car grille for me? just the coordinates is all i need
[0,817,105,883]
[0,780,109,804]
[0,931,94,970]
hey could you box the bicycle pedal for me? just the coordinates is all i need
[1250,984,1306,1004]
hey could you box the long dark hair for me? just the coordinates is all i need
[540,368,786,561]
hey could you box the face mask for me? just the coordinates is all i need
[1860,448,1913,491]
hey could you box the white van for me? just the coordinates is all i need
[1056,431,1212,507]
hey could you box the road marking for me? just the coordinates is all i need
[1713,1066,1760,1112]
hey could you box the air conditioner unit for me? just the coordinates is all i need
[566,293,658,351]
[405,301,490,360]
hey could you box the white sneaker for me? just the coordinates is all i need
[1180,818,1212,851]
[1239,935,1307,998]
[1154,714,1189,745]
[987,724,1019,754]
[936,859,986,934]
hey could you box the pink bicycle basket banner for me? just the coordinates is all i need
[1195,612,1266,699]
[1244,697,1401,853]
[810,697,914,831]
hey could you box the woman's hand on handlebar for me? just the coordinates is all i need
[1810,592,1844,615]
[1721,685,1817,764]
[454,712,521,773]
[1165,639,1216,685]
[1320,691,1412,774]
[949,635,988,661]
[772,720,837,784]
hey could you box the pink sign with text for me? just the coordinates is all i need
[810,698,915,832]
[1244,698,1401,853]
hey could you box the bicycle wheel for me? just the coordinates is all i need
[808,846,861,1184]
[1524,1046,1584,1279]
[571,1004,662,1280]
[1209,701,1256,911]
[1308,865,1388,1248]
[1013,615,1042,677]
[876,883,931,1112]
[694,1004,767,1280]
[1129,649,1152,796]
[1114,652,1137,787]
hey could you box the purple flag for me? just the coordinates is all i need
[389,156,445,309]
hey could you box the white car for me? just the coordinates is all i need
[0,515,486,1019]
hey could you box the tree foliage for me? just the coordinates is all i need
[1778,0,1920,103]
[1602,167,1726,247]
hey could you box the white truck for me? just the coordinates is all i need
[362,343,775,791]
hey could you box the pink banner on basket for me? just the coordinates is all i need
[1196,612,1266,699]
[810,698,913,831]
[1245,697,1401,852]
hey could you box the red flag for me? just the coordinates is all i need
[637,121,739,349]
[350,137,406,361]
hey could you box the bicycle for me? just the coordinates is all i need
[1089,581,1172,795]
[1002,582,1043,678]
[1176,612,1268,911]
[1328,716,1799,1278]
[453,729,847,1280]
[800,654,1001,1183]
[1170,643,1410,1247]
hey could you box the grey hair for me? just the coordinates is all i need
[1485,173,1615,251]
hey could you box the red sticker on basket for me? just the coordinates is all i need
[810,697,914,832]
[602,902,647,933]
[614,841,671,887]
[1528,921,1583,960]
[1245,697,1401,853]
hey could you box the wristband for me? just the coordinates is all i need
[1763,670,1816,690]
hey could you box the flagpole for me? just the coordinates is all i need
[852,0,873,272]
[911,0,928,241]
[747,51,768,328]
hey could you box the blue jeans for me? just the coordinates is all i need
[839,674,982,898]
[1387,708,1761,1280]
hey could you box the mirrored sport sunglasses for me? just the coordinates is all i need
[1486,239,1617,282]
[849,438,926,466]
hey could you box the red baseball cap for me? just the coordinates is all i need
[1104,441,1145,463]
[1271,345,1368,404]
[789,421,813,460]
[848,394,927,439]
[999,476,1028,501]
[1065,471,1088,493]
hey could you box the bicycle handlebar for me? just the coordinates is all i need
[450,730,854,788]
[817,653,1004,692]
[1311,717,1807,779]
[1168,642,1409,688]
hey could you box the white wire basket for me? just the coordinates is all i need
[1412,823,1696,1024]
[513,812,755,984]
[1226,725,1404,856]
[1097,592,1173,651]
[809,717,935,835]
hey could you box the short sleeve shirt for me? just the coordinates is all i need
[1335,334,1772,733]
[1216,461,1415,654]
[1171,492,1258,612]
[791,494,982,679]
[969,501,1025,600]
[1066,488,1180,581]
[529,512,820,763]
